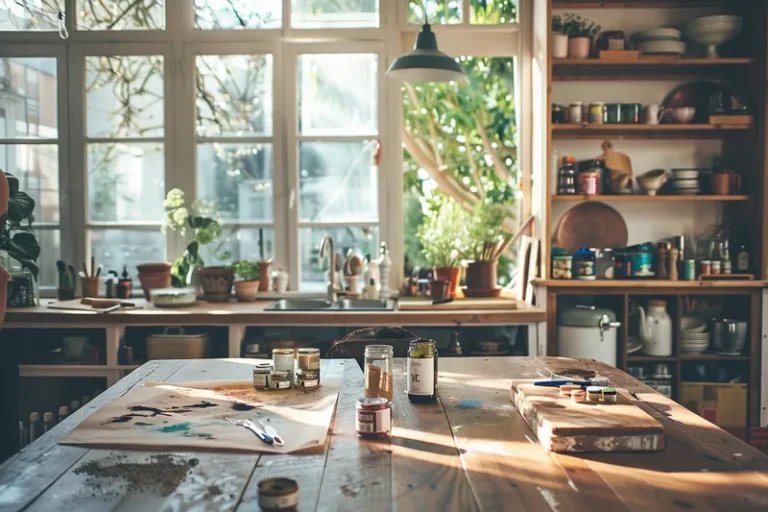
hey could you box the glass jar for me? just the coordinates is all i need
[355,397,391,438]
[297,348,320,372]
[621,103,641,124]
[268,370,292,390]
[364,345,394,402]
[407,339,438,403]
[272,348,295,377]
[574,247,596,280]
[604,103,621,124]
[568,102,583,123]
[295,348,321,390]
[557,156,577,195]
[253,364,271,391]
[589,102,605,124]
[552,103,567,124]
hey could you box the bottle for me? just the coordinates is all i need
[364,278,378,300]
[105,270,118,298]
[43,412,55,433]
[29,412,42,442]
[58,405,69,423]
[557,156,577,195]
[736,244,750,272]
[447,331,463,356]
[117,265,132,298]
[378,242,392,299]
[407,339,438,403]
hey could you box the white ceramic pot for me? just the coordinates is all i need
[557,306,620,366]
[568,37,591,59]
[234,280,260,302]
[272,269,288,293]
[638,300,673,356]
[553,33,569,58]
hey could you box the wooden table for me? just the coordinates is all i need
[2,356,767,511]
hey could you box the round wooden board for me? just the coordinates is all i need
[554,201,628,252]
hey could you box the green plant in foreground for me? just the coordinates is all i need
[0,172,40,278]
[232,260,260,281]
[464,202,510,262]
[562,13,600,39]
[416,199,467,269]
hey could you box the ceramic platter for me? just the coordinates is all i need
[639,40,686,55]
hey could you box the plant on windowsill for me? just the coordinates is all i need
[462,202,510,297]
[562,13,601,59]
[162,188,234,301]
[552,15,569,59]
[416,198,467,298]
[232,260,261,302]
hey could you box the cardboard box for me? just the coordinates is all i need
[679,382,747,429]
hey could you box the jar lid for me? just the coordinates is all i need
[569,101,583,106]
[559,306,617,327]
[365,344,394,354]
[586,386,606,393]
[648,299,667,307]
[272,348,296,355]
[356,397,390,410]
[297,348,319,354]
[269,370,290,378]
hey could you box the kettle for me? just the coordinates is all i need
[637,300,673,356]
[557,305,621,366]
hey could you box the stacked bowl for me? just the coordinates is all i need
[680,316,709,353]
[670,168,700,195]
[634,27,686,55]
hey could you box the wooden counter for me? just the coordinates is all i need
[2,356,767,511]
[3,298,546,327]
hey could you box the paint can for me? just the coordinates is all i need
[253,364,271,390]
[257,477,299,511]
[355,397,391,437]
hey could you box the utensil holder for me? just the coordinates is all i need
[57,287,75,301]
[81,277,101,298]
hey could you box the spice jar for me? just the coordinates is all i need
[253,364,271,391]
[594,248,615,279]
[272,348,295,377]
[355,397,391,438]
[604,103,621,124]
[552,252,573,280]
[578,171,600,195]
[589,103,605,124]
[552,103,567,124]
[407,339,438,403]
[602,388,618,403]
[586,386,604,402]
[557,156,578,195]
[364,345,394,402]
[621,103,641,124]
[268,370,292,390]
[574,247,596,280]
[295,347,321,389]
[568,102,583,124]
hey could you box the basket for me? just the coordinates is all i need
[147,327,210,360]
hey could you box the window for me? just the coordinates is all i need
[0,0,527,293]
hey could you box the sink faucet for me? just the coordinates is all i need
[319,235,340,302]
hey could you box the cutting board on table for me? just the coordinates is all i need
[510,382,665,453]
[398,298,518,310]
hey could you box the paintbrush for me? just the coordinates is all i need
[68,264,76,288]
[91,256,95,278]
[82,262,89,278]
[534,377,611,387]
[56,260,67,288]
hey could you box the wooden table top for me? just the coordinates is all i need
[2,356,767,511]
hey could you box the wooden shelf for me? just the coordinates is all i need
[553,58,753,67]
[553,0,734,7]
[552,124,752,139]
[552,58,752,80]
[535,279,768,289]
[627,355,676,362]
[552,194,751,202]
[628,354,750,362]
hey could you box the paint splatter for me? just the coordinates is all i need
[128,405,173,417]
[157,422,192,433]
[183,432,213,438]
[134,422,152,426]
[182,401,217,409]
[457,399,483,409]
[102,413,151,424]
[231,402,256,411]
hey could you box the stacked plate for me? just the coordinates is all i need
[671,168,700,195]
[680,319,709,353]
[634,27,686,55]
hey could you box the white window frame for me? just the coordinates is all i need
[0,0,531,294]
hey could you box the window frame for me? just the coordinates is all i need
[0,0,531,294]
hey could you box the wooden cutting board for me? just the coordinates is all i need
[510,382,665,453]
[398,298,518,310]
[554,201,628,252]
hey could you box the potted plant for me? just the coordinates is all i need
[232,260,260,302]
[136,262,172,300]
[162,188,233,300]
[552,15,569,59]
[563,13,601,59]
[416,199,467,298]
[463,203,510,297]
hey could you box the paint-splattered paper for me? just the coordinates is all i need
[60,378,341,454]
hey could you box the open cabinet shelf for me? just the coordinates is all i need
[551,194,751,202]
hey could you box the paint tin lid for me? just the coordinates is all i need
[258,477,298,511]
[586,386,607,393]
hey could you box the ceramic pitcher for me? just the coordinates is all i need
[637,300,673,356]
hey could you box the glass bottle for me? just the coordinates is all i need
[407,339,438,403]
[364,345,393,402]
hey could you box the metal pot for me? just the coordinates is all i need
[710,319,747,354]
[557,305,621,366]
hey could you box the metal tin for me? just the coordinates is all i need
[268,370,292,390]
[589,103,605,124]
[568,102,583,123]
[578,171,600,195]
[253,364,271,390]
[604,103,621,124]
[355,397,391,437]
[594,248,615,279]
[711,260,721,275]
[602,388,618,403]
[571,390,586,403]
[586,386,604,402]
[560,384,582,397]
[621,103,641,124]
[700,260,712,275]
[257,478,299,511]
[683,259,696,280]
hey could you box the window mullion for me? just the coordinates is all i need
[67,45,87,280]
[281,44,300,290]
[462,0,471,24]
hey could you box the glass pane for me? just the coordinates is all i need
[90,230,165,275]
[196,55,273,137]
[0,145,58,223]
[0,0,59,30]
[197,143,273,223]
[291,0,378,28]
[0,57,58,138]
[298,53,377,136]
[77,0,165,30]
[408,0,461,25]
[86,55,164,138]
[88,143,164,222]
[34,229,60,287]
[471,0,517,24]
[300,226,378,290]
[194,0,281,29]
[200,227,275,265]
[299,141,378,222]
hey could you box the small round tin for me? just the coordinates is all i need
[601,388,618,403]
[571,390,586,403]
[268,370,292,390]
[253,364,271,391]
[257,477,298,511]
[559,384,582,397]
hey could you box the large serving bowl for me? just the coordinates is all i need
[683,15,743,58]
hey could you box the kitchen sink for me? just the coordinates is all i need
[264,298,394,311]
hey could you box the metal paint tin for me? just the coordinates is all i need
[268,370,292,390]
[683,259,696,280]
[253,364,271,390]
[257,477,299,511]
[589,103,605,124]
[602,388,618,403]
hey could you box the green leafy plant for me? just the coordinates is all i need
[0,172,40,278]
[416,198,467,269]
[232,260,260,282]
[562,13,600,39]
[552,15,564,34]
[162,188,228,287]
[464,202,510,262]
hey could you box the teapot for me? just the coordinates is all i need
[637,300,673,357]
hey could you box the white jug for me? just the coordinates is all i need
[637,300,673,356]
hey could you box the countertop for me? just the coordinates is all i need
[2,357,766,511]
[3,298,545,327]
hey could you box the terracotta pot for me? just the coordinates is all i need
[553,33,569,58]
[234,280,260,302]
[433,267,460,298]
[568,37,591,59]
[257,261,272,292]
[198,267,235,302]
[137,262,172,300]
[465,260,498,291]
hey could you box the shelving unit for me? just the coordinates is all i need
[541,0,768,433]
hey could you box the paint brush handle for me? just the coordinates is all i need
[534,380,590,387]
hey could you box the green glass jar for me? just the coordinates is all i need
[407,339,438,403]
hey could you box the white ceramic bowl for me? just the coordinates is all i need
[634,28,682,42]
[677,189,700,195]
[671,169,700,180]
[681,317,707,331]
[673,178,700,188]
[639,40,686,55]
[681,347,708,354]
[665,107,696,124]
[683,15,743,58]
